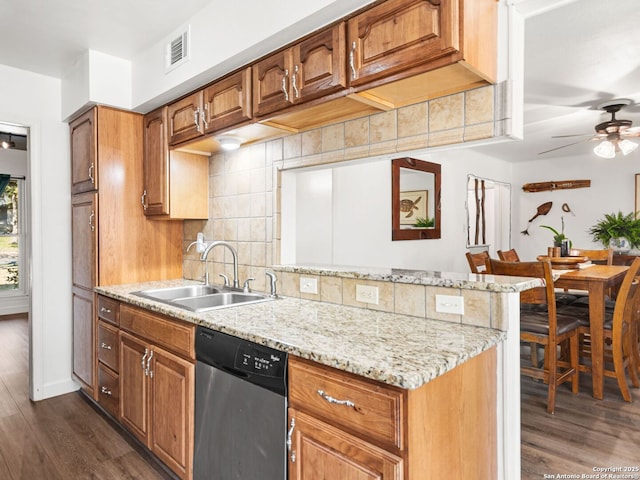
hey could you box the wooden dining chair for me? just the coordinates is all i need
[497,249,520,262]
[564,257,640,402]
[465,251,490,273]
[487,258,580,414]
[569,248,613,265]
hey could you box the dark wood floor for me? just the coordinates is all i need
[2,314,639,479]
[521,371,640,479]
[0,314,172,480]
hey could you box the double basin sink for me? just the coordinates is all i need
[132,284,274,312]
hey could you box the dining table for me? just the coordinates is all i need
[553,264,629,400]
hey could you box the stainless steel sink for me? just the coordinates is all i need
[131,285,274,312]
[132,284,222,301]
[171,292,273,312]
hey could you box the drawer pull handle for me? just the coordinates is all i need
[317,389,356,408]
[100,386,112,396]
[100,307,111,314]
[286,418,296,463]
[100,342,112,350]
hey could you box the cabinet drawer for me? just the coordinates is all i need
[97,295,120,325]
[120,304,195,360]
[97,364,119,418]
[288,357,404,450]
[97,321,119,372]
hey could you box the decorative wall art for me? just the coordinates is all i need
[399,190,427,225]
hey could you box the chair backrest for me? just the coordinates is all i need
[497,249,520,262]
[569,248,613,265]
[610,257,640,341]
[486,258,554,310]
[466,251,490,273]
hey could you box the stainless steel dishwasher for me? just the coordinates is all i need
[194,326,288,480]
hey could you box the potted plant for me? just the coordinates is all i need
[413,217,434,228]
[588,211,640,252]
[540,217,570,247]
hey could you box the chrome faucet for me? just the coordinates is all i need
[200,241,240,289]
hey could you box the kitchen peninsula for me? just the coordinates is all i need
[96,266,532,480]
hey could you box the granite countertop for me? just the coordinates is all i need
[272,264,543,292]
[96,279,507,390]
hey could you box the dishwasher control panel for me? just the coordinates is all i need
[236,344,286,378]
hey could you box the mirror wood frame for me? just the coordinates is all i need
[392,157,441,240]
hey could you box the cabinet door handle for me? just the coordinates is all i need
[281,69,289,102]
[100,307,111,314]
[141,189,148,211]
[89,210,95,232]
[349,41,357,80]
[88,162,95,184]
[100,342,112,350]
[194,108,201,133]
[286,418,296,463]
[202,103,209,130]
[147,350,154,378]
[141,348,148,374]
[100,386,112,396]
[317,389,356,409]
[292,65,300,99]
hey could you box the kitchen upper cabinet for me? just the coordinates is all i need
[203,68,253,133]
[288,408,403,480]
[168,91,204,146]
[253,23,347,118]
[143,106,209,219]
[348,0,497,92]
[70,109,98,194]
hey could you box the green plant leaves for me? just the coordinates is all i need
[588,211,640,248]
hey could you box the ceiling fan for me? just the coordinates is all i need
[538,99,640,158]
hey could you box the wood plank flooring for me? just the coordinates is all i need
[2,313,639,479]
[0,314,173,480]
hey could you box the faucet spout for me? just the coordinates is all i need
[200,241,239,288]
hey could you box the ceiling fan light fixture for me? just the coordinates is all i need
[593,140,616,159]
[619,139,638,156]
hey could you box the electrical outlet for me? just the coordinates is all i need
[355,284,379,305]
[435,294,464,315]
[300,277,318,294]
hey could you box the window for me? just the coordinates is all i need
[0,178,24,294]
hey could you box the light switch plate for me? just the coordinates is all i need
[300,277,318,294]
[435,294,464,315]
[355,284,379,305]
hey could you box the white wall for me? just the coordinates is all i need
[512,152,638,261]
[0,64,74,400]
[283,149,513,273]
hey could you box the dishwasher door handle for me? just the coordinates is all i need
[286,418,296,463]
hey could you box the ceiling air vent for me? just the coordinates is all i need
[165,26,190,73]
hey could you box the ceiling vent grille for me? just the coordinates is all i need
[165,26,190,73]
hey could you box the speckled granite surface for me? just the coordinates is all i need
[96,279,506,390]
[272,264,542,292]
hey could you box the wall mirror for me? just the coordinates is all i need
[392,157,441,240]
[466,174,511,253]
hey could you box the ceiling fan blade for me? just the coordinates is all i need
[551,133,594,138]
[537,138,593,155]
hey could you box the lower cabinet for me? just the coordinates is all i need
[288,408,403,480]
[119,328,194,480]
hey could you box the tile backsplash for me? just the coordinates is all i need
[184,83,507,296]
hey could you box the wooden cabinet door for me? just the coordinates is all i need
[168,90,204,146]
[71,192,97,291]
[70,108,98,194]
[72,287,95,396]
[203,68,252,133]
[142,106,170,216]
[252,49,294,117]
[149,345,194,480]
[347,0,458,87]
[288,408,403,480]
[292,23,347,104]
[119,331,149,445]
